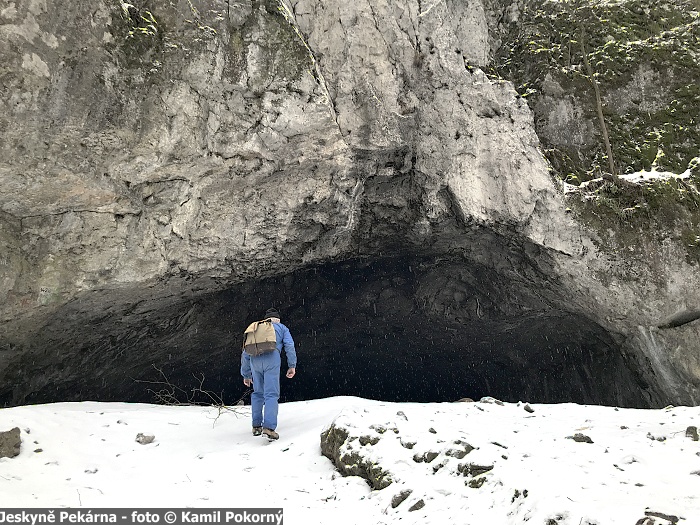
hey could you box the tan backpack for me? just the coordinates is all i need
[243,319,277,356]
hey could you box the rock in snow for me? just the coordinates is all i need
[135,433,155,445]
[686,426,699,441]
[0,427,21,458]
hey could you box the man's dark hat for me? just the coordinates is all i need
[264,308,281,319]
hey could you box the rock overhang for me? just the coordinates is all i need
[0,229,661,408]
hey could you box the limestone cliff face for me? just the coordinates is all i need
[0,0,698,406]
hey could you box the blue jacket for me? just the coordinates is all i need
[241,322,297,379]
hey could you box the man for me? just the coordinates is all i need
[241,308,297,440]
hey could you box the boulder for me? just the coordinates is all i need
[135,433,155,445]
[567,433,594,444]
[0,427,21,458]
[320,423,393,490]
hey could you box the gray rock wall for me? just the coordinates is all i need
[1,0,699,406]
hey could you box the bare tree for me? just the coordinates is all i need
[580,26,617,178]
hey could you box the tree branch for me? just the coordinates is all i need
[133,364,251,426]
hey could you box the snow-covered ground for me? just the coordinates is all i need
[1,397,699,525]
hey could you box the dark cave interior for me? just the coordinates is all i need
[1,252,658,408]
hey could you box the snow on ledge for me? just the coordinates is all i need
[562,168,692,194]
[619,168,691,184]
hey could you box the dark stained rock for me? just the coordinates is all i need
[432,461,447,473]
[320,423,393,490]
[445,443,475,459]
[391,489,413,509]
[644,510,680,524]
[359,435,380,446]
[567,433,594,444]
[408,499,425,512]
[468,476,487,488]
[424,451,440,463]
[458,463,494,477]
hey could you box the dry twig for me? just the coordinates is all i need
[133,365,250,425]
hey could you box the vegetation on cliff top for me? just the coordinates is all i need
[495,0,700,181]
[493,0,700,262]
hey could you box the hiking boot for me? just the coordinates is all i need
[262,428,279,440]
[252,427,262,436]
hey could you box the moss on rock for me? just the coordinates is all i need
[568,175,700,263]
[494,0,700,181]
[493,0,700,261]
[108,0,167,72]
[320,423,393,490]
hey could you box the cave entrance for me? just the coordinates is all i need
[3,253,656,408]
[209,255,653,407]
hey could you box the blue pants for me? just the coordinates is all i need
[250,351,281,430]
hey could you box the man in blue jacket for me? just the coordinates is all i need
[241,308,297,440]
